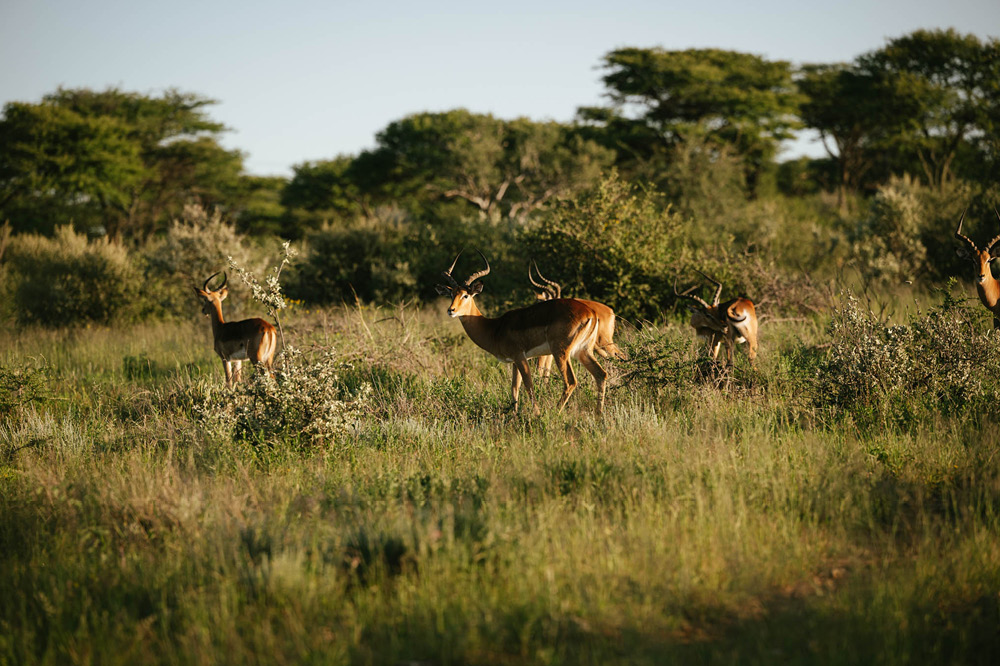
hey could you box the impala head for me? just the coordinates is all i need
[954,209,1000,284]
[674,271,726,332]
[194,272,229,316]
[435,250,490,317]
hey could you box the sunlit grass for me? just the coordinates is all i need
[1,302,998,664]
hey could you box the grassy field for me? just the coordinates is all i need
[1,297,999,665]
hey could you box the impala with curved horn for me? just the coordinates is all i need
[674,271,758,366]
[436,251,607,414]
[528,261,626,378]
[194,272,278,387]
[954,208,1000,329]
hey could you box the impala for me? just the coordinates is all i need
[528,261,626,378]
[674,271,758,366]
[194,272,278,387]
[436,251,607,414]
[954,208,1000,329]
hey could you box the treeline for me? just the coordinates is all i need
[1,28,999,326]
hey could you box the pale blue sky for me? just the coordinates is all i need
[2,0,998,176]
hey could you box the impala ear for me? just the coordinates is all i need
[435,284,452,296]
[217,287,229,301]
[470,282,484,295]
[956,246,971,260]
[991,247,1000,260]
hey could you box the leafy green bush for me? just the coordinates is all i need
[6,225,141,326]
[0,362,47,415]
[819,291,1000,425]
[521,171,684,322]
[288,212,417,305]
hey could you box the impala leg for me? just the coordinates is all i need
[708,335,723,361]
[577,351,607,415]
[553,350,579,410]
[512,355,539,415]
[724,332,736,368]
[223,360,234,388]
[507,363,522,413]
[231,360,243,384]
[537,354,553,379]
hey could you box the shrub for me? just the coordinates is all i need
[141,204,271,318]
[192,348,371,447]
[287,208,418,305]
[0,362,47,415]
[818,290,1000,425]
[6,225,141,326]
[521,171,684,322]
[851,175,928,285]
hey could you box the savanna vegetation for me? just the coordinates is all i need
[2,28,1000,665]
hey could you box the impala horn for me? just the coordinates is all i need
[531,260,561,299]
[440,250,463,289]
[955,208,979,253]
[464,250,491,287]
[203,271,227,292]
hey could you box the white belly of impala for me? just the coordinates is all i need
[524,342,551,359]
[224,347,249,361]
[496,342,551,363]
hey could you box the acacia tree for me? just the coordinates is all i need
[798,64,887,211]
[283,110,614,224]
[856,29,1000,190]
[578,47,801,194]
[0,88,245,239]
[0,102,145,235]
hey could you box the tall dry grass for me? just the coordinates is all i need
[1,297,998,664]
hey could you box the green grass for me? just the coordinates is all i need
[1,302,999,665]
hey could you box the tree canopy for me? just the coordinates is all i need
[578,47,801,193]
[281,110,615,226]
[0,88,245,239]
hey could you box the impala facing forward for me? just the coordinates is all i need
[528,261,626,378]
[675,271,758,366]
[194,272,277,387]
[954,209,1000,329]
[437,252,607,414]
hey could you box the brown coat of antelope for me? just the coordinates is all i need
[954,208,1000,329]
[436,251,608,415]
[194,272,278,387]
[528,261,626,378]
[675,271,758,366]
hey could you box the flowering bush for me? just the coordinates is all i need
[192,348,371,446]
[851,176,928,285]
[819,291,1000,424]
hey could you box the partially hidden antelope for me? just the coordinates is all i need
[528,261,626,378]
[674,271,758,366]
[954,208,1000,329]
[436,251,608,415]
[194,272,278,387]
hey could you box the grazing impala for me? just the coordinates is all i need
[675,271,758,366]
[954,209,1000,329]
[436,251,608,414]
[194,272,278,387]
[528,261,626,378]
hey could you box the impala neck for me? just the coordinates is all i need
[457,301,498,352]
[207,300,227,335]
